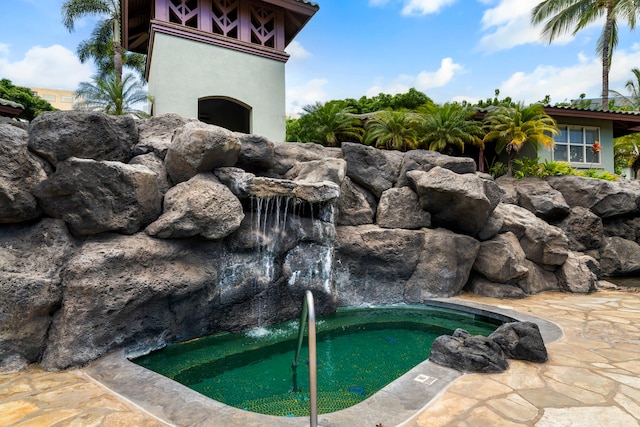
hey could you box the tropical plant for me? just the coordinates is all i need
[614,133,640,174]
[77,24,146,81]
[513,157,576,178]
[610,67,640,110]
[483,103,558,176]
[62,0,144,85]
[75,73,148,116]
[532,0,640,110]
[364,110,423,151]
[0,78,55,120]
[288,102,364,146]
[417,103,485,164]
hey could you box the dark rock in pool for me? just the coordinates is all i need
[428,329,509,373]
[489,321,548,363]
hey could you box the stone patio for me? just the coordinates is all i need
[1,288,639,426]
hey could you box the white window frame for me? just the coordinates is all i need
[552,125,601,167]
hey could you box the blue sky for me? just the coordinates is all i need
[2,0,640,114]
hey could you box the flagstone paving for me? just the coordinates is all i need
[1,288,638,426]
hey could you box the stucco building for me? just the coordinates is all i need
[121,0,319,141]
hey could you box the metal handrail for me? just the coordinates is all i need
[291,290,318,427]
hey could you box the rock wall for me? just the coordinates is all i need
[1,111,638,372]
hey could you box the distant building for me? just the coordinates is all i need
[28,87,79,111]
[121,0,319,141]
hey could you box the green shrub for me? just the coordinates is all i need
[512,157,618,181]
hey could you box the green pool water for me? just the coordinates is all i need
[132,305,502,417]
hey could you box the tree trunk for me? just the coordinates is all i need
[478,147,485,173]
[112,18,123,86]
[601,5,615,111]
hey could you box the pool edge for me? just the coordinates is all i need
[82,299,563,427]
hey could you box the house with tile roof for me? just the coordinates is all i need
[475,106,640,176]
[121,0,319,141]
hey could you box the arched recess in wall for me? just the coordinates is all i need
[198,97,252,134]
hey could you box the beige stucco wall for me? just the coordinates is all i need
[147,32,286,141]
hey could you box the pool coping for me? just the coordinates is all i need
[82,298,563,427]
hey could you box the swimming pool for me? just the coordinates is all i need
[132,305,503,417]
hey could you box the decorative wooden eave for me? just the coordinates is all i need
[0,98,24,118]
[121,0,319,60]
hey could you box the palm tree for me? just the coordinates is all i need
[610,67,640,109]
[62,0,131,85]
[75,72,148,116]
[418,103,485,168]
[298,102,364,146]
[364,110,423,151]
[483,103,558,177]
[531,0,640,111]
[76,20,146,81]
[614,133,640,175]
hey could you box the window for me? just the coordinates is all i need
[552,125,601,165]
[43,94,56,102]
[61,96,73,103]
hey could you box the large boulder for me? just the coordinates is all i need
[267,141,339,176]
[146,173,244,240]
[405,228,480,299]
[336,177,376,226]
[235,133,275,173]
[334,225,424,305]
[518,260,561,294]
[599,236,640,276]
[0,124,47,223]
[33,158,162,235]
[136,113,197,159]
[0,219,76,371]
[165,122,241,184]
[547,175,640,218]
[41,233,223,370]
[342,142,403,198]
[556,206,604,252]
[473,232,529,283]
[602,216,640,245]
[468,277,527,299]
[286,158,347,186]
[515,178,570,221]
[395,149,476,187]
[214,167,340,204]
[429,329,509,373]
[376,187,431,229]
[489,322,548,363]
[28,111,137,166]
[408,167,494,236]
[557,252,599,293]
[129,153,171,196]
[495,176,519,204]
[494,203,569,266]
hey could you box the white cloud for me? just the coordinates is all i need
[0,44,94,90]
[285,40,311,60]
[287,78,329,114]
[401,0,457,16]
[477,0,574,52]
[369,0,457,16]
[0,43,10,56]
[499,46,640,104]
[368,0,390,6]
[366,57,463,96]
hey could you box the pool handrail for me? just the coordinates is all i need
[291,290,318,427]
